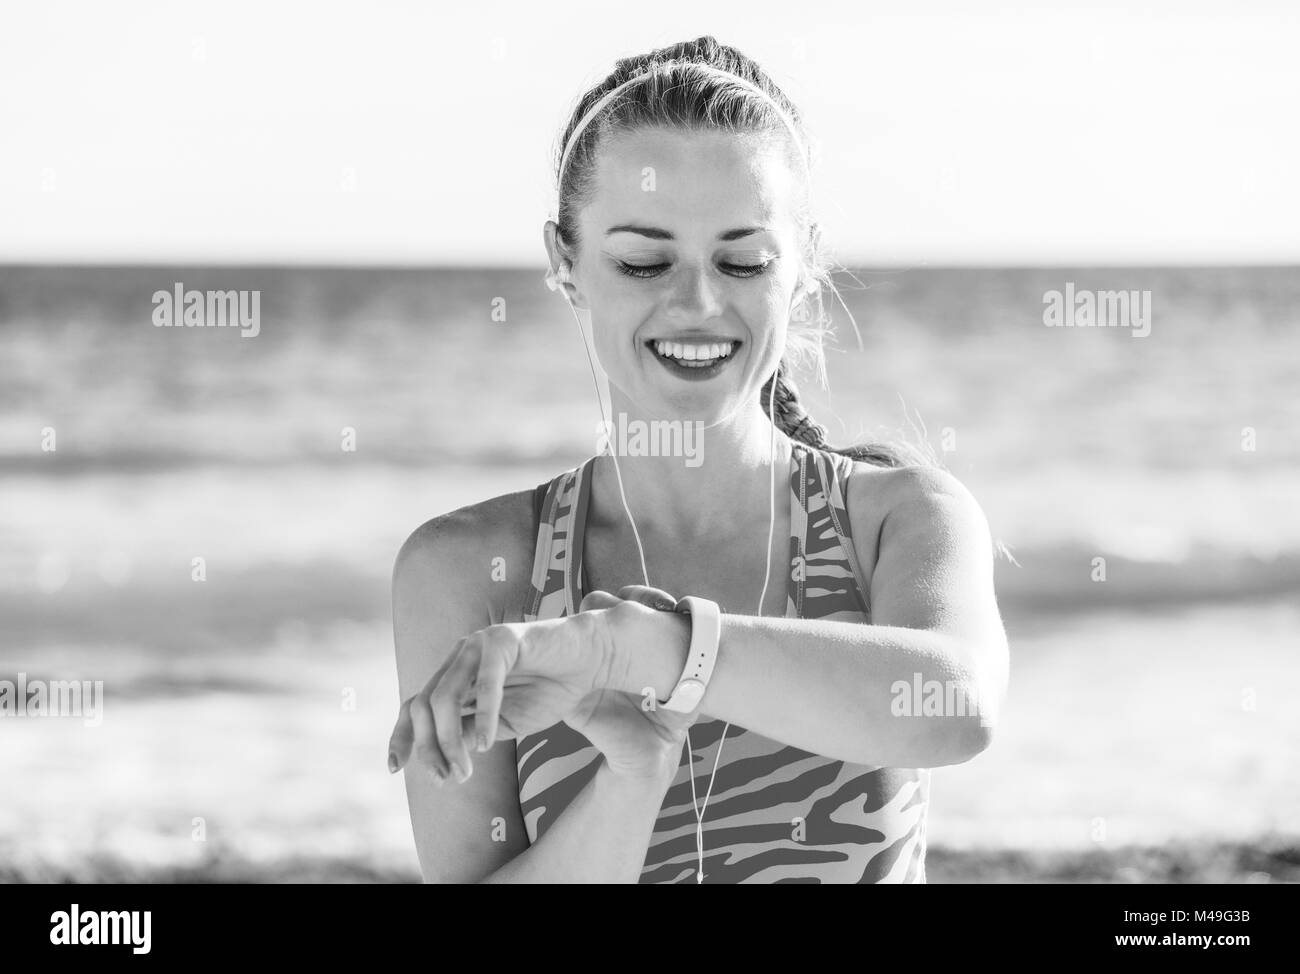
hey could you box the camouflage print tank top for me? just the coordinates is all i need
[515,441,930,883]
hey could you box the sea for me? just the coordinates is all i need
[1,264,1296,881]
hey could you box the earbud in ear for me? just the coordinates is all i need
[545,260,572,293]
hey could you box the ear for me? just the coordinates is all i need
[542,220,566,275]
[542,221,589,309]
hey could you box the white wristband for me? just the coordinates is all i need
[658,596,721,713]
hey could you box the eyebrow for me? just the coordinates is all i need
[605,224,771,242]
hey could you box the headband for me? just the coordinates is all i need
[556,64,810,191]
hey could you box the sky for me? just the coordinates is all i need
[1,0,1297,266]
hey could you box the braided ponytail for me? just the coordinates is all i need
[760,363,937,470]
[759,365,828,449]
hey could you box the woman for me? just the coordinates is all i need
[388,36,1008,883]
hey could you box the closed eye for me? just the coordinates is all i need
[615,260,773,280]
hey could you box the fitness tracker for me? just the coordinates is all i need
[658,596,721,713]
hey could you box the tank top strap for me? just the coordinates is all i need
[521,457,596,622]
[788,443,873,620]
[522,464,576,622]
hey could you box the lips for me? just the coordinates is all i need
[646,338,737,368]
[644,337,741,381]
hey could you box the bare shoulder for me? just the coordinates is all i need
[845,461,993,561]
[390,488,540,881]
[845,460,1005,661]
[393,487,540,626]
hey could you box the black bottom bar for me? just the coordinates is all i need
[0,881,1287,962]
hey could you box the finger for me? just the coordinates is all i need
[461,710,519,744]
[615,585,677,610]
[389,636,467,773]
[578,589,620,612]
[424,635,468,694]
[461,712,522,743]
[431,640,480,782]
[409,691,451,781]
[388,697,415,772]
[473,638,509,753]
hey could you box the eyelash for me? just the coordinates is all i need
[616,261,772,280]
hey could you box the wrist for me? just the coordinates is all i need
[604,601,690,699]
[597,746,681,789]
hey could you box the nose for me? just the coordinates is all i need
[664,262,726,320]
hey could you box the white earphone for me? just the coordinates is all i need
[544,260,572,292]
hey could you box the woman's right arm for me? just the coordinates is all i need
[481,752,677,883]
[392,494,676,883]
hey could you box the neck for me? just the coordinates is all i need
[590,388,796,550]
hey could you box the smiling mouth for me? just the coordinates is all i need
[646,339,739,369]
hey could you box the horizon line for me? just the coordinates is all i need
[2,259,1297,271]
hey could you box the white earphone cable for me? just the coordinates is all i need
[568,298,650,585]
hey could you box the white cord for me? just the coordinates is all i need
[561,291,780,885]
[570,303,649,585]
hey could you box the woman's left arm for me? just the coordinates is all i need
[604,465,1010,769]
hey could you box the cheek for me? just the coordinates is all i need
[588,296,644,366]
[590,277,661,350]
[752,285,790,346]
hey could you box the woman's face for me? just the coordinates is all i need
[565,126,806,426]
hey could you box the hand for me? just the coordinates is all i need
[563,587,699,779]
[387,585,693,783]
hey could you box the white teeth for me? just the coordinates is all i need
[652,340,736,363]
